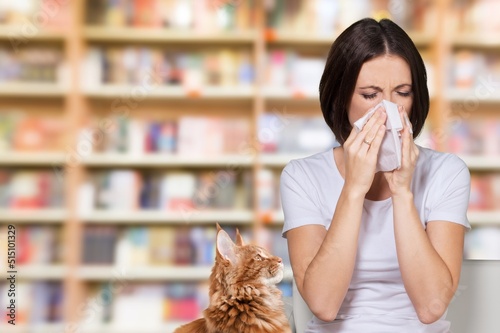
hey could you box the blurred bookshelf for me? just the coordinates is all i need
[0,0,499,331]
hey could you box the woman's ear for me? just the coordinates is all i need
[216,228,237,263]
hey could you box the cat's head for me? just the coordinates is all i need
[214,224,284,286]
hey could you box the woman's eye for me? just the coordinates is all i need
[397,91,412,97]
[362,93,377,100]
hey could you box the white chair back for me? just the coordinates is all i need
[292,280,313,333]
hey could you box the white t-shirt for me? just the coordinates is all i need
[280,146,471,333]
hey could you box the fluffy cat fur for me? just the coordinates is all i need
[175,224,291,333]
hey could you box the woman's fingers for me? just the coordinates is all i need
[399,107,419,169]
[366,121,386,157]
[356,107,387,149]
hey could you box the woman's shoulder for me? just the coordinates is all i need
[282,149,334,177]
[416,145,468,171]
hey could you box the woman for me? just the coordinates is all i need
[280,18,470,332]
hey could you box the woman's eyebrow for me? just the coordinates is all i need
[358,85,382,90]
[358,84,412,90]
[394,83,412,89]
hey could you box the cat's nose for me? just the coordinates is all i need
[277,257,282,264]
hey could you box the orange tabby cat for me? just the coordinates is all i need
[174,224,291,333]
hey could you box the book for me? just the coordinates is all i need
[112,284,165,329]
[259,113,334,154]
[82,226,119,264]
[4,170,64,209]
[16,226,60,265]
[85,46,255,87]
[0,112,65,152]
[41,0,70,31]
[89,168,251,211]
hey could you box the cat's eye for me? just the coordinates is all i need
[255,255,262,261]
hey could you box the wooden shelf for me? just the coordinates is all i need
[460,155,500,170]
[84,26,257,43]
[263,87,319,102]
[81,210,254,224]
[78,265,293,282]
[267,210,285,224]
[468,211,500,226]
[452,33,500,49]
[264,30,431,47]
[0,209,67,223]
[260,153,306,167]
[0,82,66,97]
[78,265,212,281]
[82,153,255,167]
[83,85,255,100]
[0,25,66,41]
[446,89,500,103]
[0,152,66,166]
[265,31,337,45]
[0,324,184,333]
[80,324,185,333]
[0,265,67,279]
[0,324,65,333]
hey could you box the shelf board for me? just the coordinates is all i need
[0,209,67,223]
[84,26,257,43]
[0,152,66,166]
[446,89,500,103]
[78,265,212,281]
[265,30,431,47]
[260,153,307,167]
[460,155,500,170]
[81,210,254,224]
[452,33,500,48]
[263,86,319,102]
[266,31,337,45]
[78,265,293,282]
[263,210,285,224]
[0,265,67,279]
[0,324,65,333]
[468,211,500,226]
[79,323,186,333]
[0,82,66,97]
[0,324,184,333]
[0,25,66,41]
[82,153,255,167]
[84,85,255,100]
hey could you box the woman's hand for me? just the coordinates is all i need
[384,106,419,196]
[343,106,387,197]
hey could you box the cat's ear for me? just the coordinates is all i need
[216,229,237,264]
[235,228,245,246]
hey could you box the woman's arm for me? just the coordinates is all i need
[392,193,465,324]
[387,113,466,324]
[287,189,364,322]
[287,109,387,322]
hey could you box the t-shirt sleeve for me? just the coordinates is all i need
[427,158,471,230]
[280,161,325,238]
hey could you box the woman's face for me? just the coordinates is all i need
[348,54,413,124]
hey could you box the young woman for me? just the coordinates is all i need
[281,18,470,332]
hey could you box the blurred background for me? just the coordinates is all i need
[0,0,499,332]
